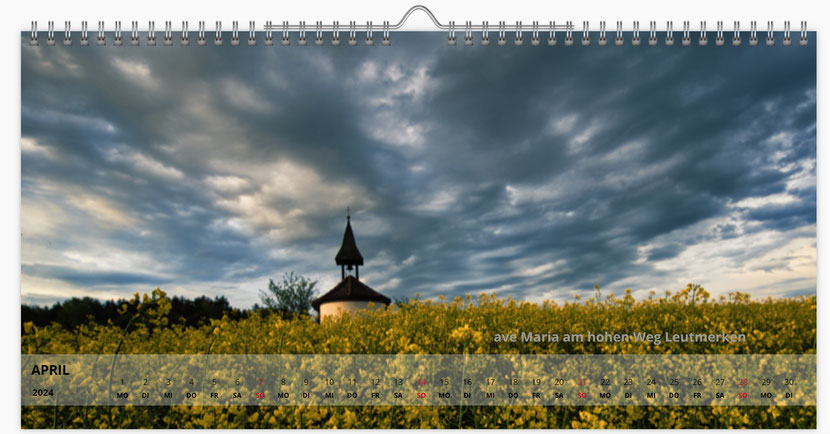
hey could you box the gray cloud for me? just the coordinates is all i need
[20,33,816,307]
[22,264,172,286]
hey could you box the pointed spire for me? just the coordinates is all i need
[335,212,363,267]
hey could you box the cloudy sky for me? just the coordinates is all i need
[21,32,816,308]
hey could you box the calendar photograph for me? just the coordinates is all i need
[20,24,816,429]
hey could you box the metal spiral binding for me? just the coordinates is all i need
[631,21,640,46]
[265,21,273,46]
[447,21,456,46]
[30,21,38,46]
[531,21,540,46]
[331,21,340,46]
[63,21,71,46]
[298,21,307,46]
[497,21,506,46]
[131,21,140,46]
[581,21,589,46]
[282,22,290,46]
[366,21,374,46]
[148,21,156,46]
[348,21,356,46]
[597,21,606,46]
[26,7,809,49]
[232,21,240,46]
[181,21,189,46]
[615,21,623,46]
[97,21,105,46]
[163,21,172,46]
[564,21,573,46]
[464,21,473,46]
[113,21,122,46]
[382,21,391,45]
[80,21,89,46]
[682,21,690,46]
[47,21,55,46]
[197,21,206,46]
[648,21,657,46]
[316,21,325,46]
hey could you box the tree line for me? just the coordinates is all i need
[22,272,323,330]
[21,294,248,330]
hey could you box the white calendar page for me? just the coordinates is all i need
[3,0,827,431]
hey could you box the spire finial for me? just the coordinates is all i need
[347,206,350,220]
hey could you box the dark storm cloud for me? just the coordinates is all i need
[746,198,816,231]
[22,264,171,286]
[20,32,816,307]
[645,243,687,262]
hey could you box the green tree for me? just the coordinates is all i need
[259,272,318,317]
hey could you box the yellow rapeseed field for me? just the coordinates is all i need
[21,285,816,428]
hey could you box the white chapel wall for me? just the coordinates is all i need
[319,301,385,320]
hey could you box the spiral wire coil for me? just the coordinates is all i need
[28,6,809,48]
